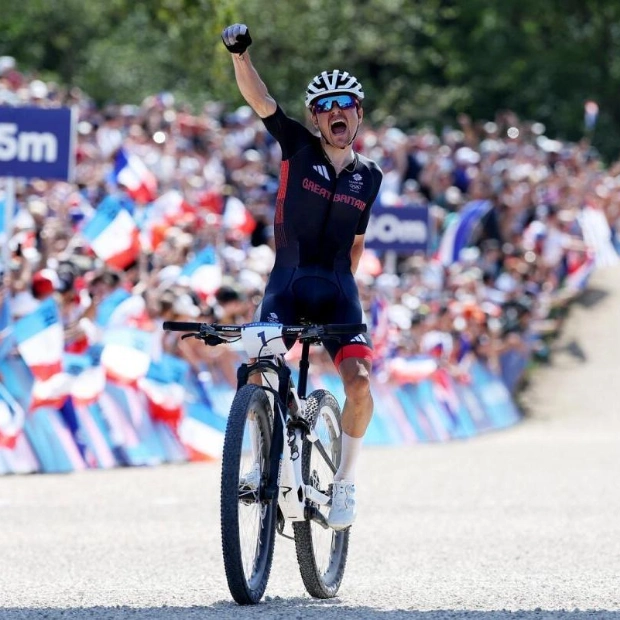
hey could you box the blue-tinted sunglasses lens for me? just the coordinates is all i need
[314,94,357,113]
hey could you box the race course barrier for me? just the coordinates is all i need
[0,344,521,475]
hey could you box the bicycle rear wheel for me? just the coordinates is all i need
[221,384,277,605]
[293,389,350,598]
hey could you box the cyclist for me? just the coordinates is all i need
[222,23,383,530]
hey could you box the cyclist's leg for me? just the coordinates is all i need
[331,337,374,479]
[323,336,373,529]
[321,276,374,529]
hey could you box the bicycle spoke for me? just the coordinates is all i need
[312,438,337,475]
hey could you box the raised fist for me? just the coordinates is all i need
[221,24,252,55]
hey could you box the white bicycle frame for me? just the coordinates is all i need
[240,323,339,522]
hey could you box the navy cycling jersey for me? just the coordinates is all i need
[262,106,383,272]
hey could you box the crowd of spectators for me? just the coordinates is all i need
[1,55,619,394]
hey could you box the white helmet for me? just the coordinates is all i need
[305,69,365,108]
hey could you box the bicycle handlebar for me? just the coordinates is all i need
[162,320,367,339]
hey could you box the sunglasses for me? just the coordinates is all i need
[313,94,358,113]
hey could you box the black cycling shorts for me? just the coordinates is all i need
[256,266,373,367]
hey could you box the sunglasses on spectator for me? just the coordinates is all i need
[313,94,358,113]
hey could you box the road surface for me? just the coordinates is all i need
[1,266,619,619]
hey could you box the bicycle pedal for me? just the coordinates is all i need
[276,516,295,540]
[305,506,330,529]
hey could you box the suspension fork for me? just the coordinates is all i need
[237,360,293,502]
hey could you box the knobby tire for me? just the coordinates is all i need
[293,389,350,598]
[220,384,277,605]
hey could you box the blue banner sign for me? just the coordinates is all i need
[364,205,430,253]
[0,106,76,180]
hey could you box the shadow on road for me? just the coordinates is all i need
[2,605,618,619]
[552,339,588,363]
[575,287,608,309]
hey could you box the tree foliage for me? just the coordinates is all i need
[2,0,620,159]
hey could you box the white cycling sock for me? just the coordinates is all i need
[334,432,363,483]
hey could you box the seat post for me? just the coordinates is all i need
[297,340,311,400]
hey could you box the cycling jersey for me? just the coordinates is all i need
[262,106,383,272]
[257,106,383,366]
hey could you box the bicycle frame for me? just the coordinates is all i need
[236,339,334,523]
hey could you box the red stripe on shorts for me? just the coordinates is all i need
[334,343,374,369]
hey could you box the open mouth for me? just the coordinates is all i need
[330,120,347,136]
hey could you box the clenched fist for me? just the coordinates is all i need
[221,24,252,55]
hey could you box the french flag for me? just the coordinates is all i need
[387,355,438,385]
[436,200,492,265]
[179,245,222,300]
[13,298,72,410]
[100,327,154,386]
[95,288,132,327]
[113,148,158,204]
[140,354,189,429]
[0,383,26,450]
[140,190,195,251]
[82,196,141,270]
[564,251,596,292]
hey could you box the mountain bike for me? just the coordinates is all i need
[163,319,366,605]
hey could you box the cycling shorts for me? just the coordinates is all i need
[256,266,373,368]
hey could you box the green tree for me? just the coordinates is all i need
[2,0,620,160]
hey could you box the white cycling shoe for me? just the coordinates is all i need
[327,481,356,530]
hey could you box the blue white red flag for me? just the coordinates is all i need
[139,190,195,251]
[95,288,132,327]
[13,298,71,410]
[0,382,26,449]
[82,196,141,270]
[140,354,189,429]
[436,200,492,265]
[100,327,154,385]
[563,250,596,292]
[113,148,158,204]
[387,355,438,385]
[179,245,222,299]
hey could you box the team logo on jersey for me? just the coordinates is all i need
[349,172,363,193]
[267,312,279,323]
[313,164,330,181]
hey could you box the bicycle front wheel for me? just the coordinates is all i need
[293,389,349,598]
[220,384,277,605]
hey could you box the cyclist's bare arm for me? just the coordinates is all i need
[350,234,365,274]
[231,51,277,118]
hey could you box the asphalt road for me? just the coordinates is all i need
[1,266,620,619]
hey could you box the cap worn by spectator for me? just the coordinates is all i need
[32,269,60,299]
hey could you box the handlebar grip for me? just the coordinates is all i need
[163,321,204,332]
[326,323,367,335]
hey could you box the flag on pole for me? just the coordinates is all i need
[0,383,26,449]
[100,327,154,385]
[82,196,141,270]
[436,200,492,266]
[13,298,71,410]
[140,190,195,251]
[139,354,190,429]
[113,148,158,204]
[179,245,222,300]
